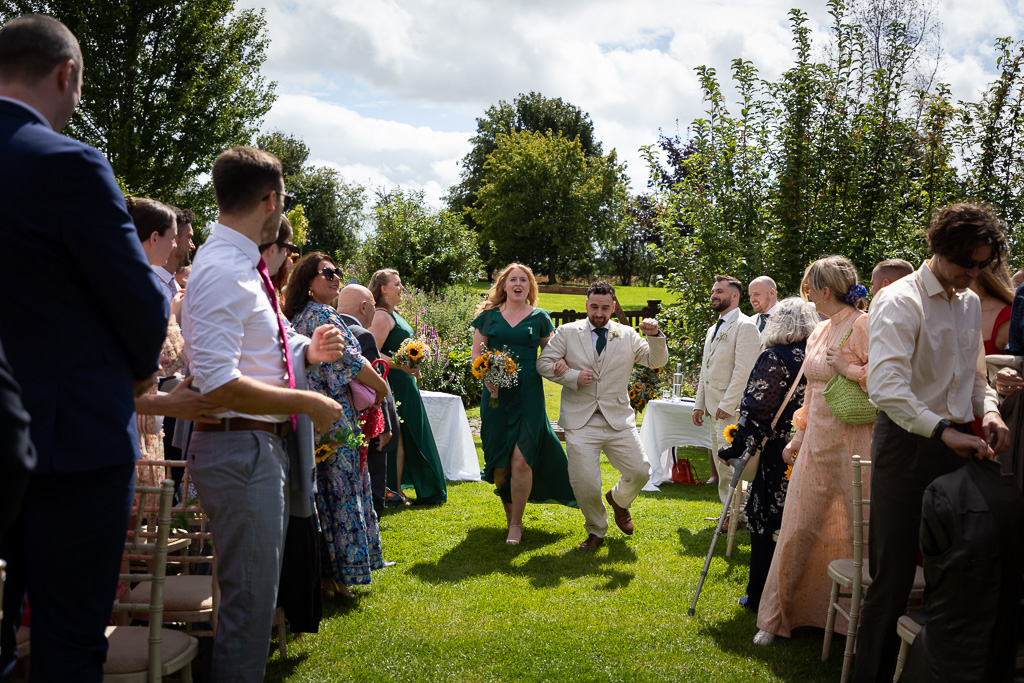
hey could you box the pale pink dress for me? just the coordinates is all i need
[756,305,872,637]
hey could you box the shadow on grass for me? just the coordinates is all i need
[408,526,638,590]
[698,609,844,682]
[263,647,308,680]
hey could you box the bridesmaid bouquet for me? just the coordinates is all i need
[472,344,520,407]
[393,337,430,369]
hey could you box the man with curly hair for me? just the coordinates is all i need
[855,203,1010,682]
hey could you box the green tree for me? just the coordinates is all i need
[446,92,604,273]
[256,131,366,262]
[362,189,480,292]
[0,0,277,223]
[471,130,628,284]
[649,1,1024,371]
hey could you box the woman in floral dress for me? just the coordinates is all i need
[286,252,388,597]
[717,297,815,612]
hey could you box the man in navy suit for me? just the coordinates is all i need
[0,15,168,681]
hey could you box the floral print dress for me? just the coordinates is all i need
[136,321,185,486]
[292,301,384,586]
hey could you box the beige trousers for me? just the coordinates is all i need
[709,413,736,505]
[564,411,652,537]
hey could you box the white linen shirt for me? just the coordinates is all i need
[181,223,288,422]
[867,259,1000,437]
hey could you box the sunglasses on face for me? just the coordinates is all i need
[320,267,344,281]
[261,189,295,211]
[948,254,995,270]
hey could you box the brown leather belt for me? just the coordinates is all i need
[194,417,290,438]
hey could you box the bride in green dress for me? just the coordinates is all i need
[471,263,576,545]
[368,269,447,505]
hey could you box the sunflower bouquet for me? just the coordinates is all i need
[472,344,520,407]
[627,365,665,412]
[313,426,364,464]
[393,337,429,369]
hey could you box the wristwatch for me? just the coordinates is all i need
[932,419,952,441]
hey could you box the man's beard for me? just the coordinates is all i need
[710,298,729,313]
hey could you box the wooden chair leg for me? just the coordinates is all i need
[276,606,287,660]
[893,639,911,682]
[841,592,862,683]
[822,579,840,660]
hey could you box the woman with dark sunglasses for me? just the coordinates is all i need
[284,252,389,598]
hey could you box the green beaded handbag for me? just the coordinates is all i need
[822,327,877,425]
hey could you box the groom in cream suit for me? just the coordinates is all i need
[538,281,668,550]
[693,275,761,505]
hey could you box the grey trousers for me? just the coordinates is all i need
[188,429,290,683]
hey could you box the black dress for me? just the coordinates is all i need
[717,340,806,610]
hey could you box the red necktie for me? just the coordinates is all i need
[257,258,297,431]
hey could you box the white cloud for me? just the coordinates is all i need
[240,0,1024,207]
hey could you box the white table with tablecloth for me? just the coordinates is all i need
[420,390,482,481]
[638,398,712,491]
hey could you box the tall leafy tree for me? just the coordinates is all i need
[446,92,604,273]
[471,130,628,283]
[362,189,480,292]
[256,130,365,263]
[0,0,276,222]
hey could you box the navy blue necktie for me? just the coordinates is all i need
[595,327,608,355]
[711,318,724,342]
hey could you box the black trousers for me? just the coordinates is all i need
[0,463,135,682]
[853,413,967,683]
[367,443,387,519]
[746,531,777,611]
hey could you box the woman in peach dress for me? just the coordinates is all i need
[754,255,872,645]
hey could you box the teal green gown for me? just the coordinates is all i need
[381,311,447,505]
[471,307,576,507]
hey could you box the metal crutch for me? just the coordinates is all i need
[687,445,754,617]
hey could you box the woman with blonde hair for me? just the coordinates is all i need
[970,259,1014,354]
[471,263,576,545]
[754,255,872,645]
[368,269,447,505]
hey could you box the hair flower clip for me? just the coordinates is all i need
[844,284,867,304]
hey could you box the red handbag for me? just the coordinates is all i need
[671,455,703,485]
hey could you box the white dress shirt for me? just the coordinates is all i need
[151,264,179,304]
[868,259,999,437]
[181,223,288,422]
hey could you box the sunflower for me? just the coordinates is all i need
[654,367,662,376]
[314,443,334,464]
[471,355,490,378]
[407,342,424,361]
[628,387,637,399]
[723,423,738,442]
[506,360,517,374]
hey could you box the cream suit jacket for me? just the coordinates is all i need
[537,319,668,431]
[694,309,761,418]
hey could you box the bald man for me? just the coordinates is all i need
[337,284,400,520]
[748,276,778,333]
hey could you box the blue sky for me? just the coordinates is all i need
[239,0,1024,206]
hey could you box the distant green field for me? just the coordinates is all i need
[469,282,676,312]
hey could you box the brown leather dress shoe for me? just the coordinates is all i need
[578,533,604,551]
[606,490,634,535]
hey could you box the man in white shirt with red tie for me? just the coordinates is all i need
[181,146,346,683]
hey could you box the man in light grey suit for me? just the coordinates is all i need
[538,281,668,550]
[693,275,761,505]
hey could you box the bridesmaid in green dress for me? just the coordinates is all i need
[471,263,576,545]
[368,269,447,505]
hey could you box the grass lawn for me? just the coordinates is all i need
[264,392,846,682]
[469,282,677,312]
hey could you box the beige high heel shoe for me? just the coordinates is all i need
[506,523,523,546]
